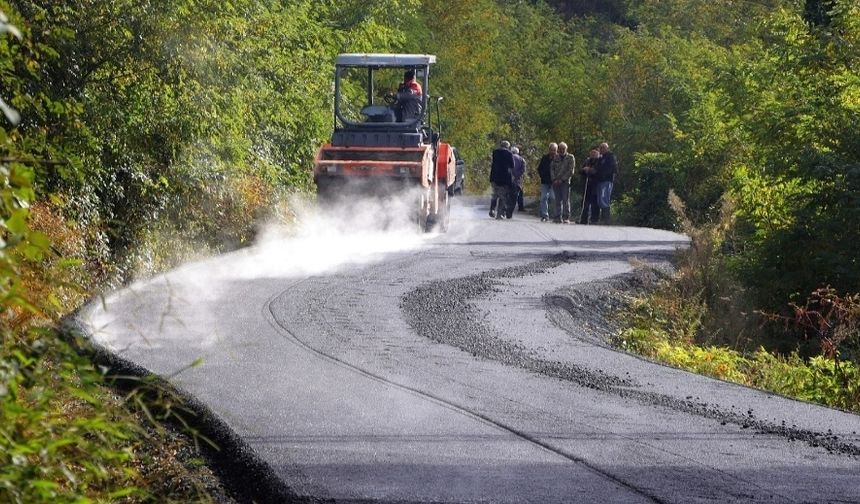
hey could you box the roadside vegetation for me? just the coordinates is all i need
[2,0,858,501]
[615,192,860,412]
[409,0,860,411]
[1,0,416,501]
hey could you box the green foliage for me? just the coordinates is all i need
[617,152,676,229]
[752,350,860,410]
[1,0,417,279]
[0,333,140,502]
[617,290,860,412]
[0,82,142,500]
[654,341,751,384]
[723,2,860,308]
[617,318,860,411]
[627,0,780,44]
[0,1,417,500]
[0,11,190,499]
[618,183,860,411]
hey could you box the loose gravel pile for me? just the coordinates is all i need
[401,254,860,458]
[402,254,632,390]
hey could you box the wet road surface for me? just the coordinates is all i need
[80,198,860,503]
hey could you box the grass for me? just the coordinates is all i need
[0,323,224,503]
[613,191,860,414]
[2,197,228,502]
[615,293,860,412]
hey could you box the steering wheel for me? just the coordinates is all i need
[383,92,397,105]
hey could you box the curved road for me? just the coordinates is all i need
[80,198,860,503]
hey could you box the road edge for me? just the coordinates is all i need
[60,309,317,504]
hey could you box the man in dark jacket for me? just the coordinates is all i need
[579,148,600,224]
[489,140,515,219]
[595,142,617,224]
[536,143,557,221]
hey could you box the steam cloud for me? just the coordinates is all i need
[84,188,455,352]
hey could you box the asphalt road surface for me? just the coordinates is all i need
[79,197,860,504]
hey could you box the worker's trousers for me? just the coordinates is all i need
[553,180,571,222]
[490,183,512,219]
[580,183,599,224]
[540,183,554,220]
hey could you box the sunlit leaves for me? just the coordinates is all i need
[714,0,860,306]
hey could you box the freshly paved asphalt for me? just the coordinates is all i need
[80,197,860,503]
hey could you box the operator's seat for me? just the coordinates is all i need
[361,105,396,123]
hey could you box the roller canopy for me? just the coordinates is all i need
[335,53,436,67]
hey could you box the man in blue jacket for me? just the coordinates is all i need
[489,140,515,219]
[536,143,557,222]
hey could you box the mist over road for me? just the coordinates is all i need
[80,197,860,504]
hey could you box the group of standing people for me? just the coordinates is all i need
[539,141,616,224]
[489,140,617,224]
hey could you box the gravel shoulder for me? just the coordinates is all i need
[401,253,860,458]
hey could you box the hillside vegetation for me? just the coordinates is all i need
[404,0,859,410]
[1,0,858,500]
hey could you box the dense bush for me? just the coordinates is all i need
[1,0,418,281]
[616,153,676,229]
[725,4,860,310]
[616,184,860,412]
[618,285,860,412]
[0,1,417,500]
